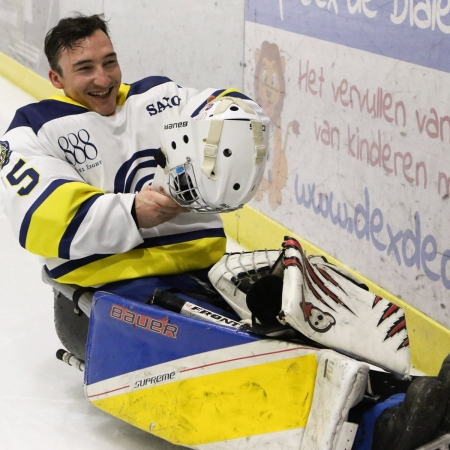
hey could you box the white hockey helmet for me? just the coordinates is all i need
[153,96,268,213]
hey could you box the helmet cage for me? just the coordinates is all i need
[167,157,241,213]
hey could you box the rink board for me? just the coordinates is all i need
[84,292,319,449]
[222,207,450,376]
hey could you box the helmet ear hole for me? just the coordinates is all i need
[233,183,240,191]
[171,141,177,150]
[183,135,189,144]
[230,106,239,111]
[223,149,232,157]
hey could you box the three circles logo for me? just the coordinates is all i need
[114,149,158,193]
[58,129,98,165]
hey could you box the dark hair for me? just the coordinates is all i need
[44,13,110,75]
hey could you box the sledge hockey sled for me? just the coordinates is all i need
[44,257,450,450]
[57,288,368,449]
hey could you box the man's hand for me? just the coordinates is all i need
[134,185,186,229]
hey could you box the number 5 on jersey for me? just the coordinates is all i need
[6,159,40,196]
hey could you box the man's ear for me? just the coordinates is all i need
[48,69,64,89]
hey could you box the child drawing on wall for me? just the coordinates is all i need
[254,41,299,211]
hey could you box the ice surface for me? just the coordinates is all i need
[0,76,245,449]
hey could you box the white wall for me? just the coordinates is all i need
[0,0,245,90]
[105,1,245,90]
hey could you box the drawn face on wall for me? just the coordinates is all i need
[254,41,286,123]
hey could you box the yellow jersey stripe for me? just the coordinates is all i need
[26,181,104,257]
[117,84,131,106]
[51,236,226,287]
[48,83,131,109]
[47,94,88,109]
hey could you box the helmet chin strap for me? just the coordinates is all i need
[200,97,267,180]
[251,119,267,163]
[201,119,223,180]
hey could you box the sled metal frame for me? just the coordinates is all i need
[43,269,93,316]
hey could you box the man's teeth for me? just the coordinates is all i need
[90,89,110,97]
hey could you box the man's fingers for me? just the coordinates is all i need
[135,185,186,228]
[144,187,185,212]
[153,194,183,210]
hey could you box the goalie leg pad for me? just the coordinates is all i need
[300,350,369,450]
[279,237,410,378]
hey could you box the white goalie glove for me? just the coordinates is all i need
[209,236,410,378]
[207,249,282,321]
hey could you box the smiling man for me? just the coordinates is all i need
[0,12,269,359]
[46,26,121,116]
[0,13,237,289]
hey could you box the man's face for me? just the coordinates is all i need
[49,29,122,116]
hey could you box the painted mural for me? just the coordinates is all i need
[245,0,450,329]
[253,41,299,210]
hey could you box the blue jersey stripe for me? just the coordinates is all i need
[7,100,88,135]
[135,174,155,192]
[124,159,157,193]
[6,77,173,135]
[135,227,226,249]
[126,76,173,98]
[58,193,103,260]
[114,149,157,193]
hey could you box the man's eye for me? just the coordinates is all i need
[78,66,91,72]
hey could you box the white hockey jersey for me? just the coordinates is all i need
[0,76,255,287]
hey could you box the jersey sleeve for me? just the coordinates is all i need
[0,125,143,260]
